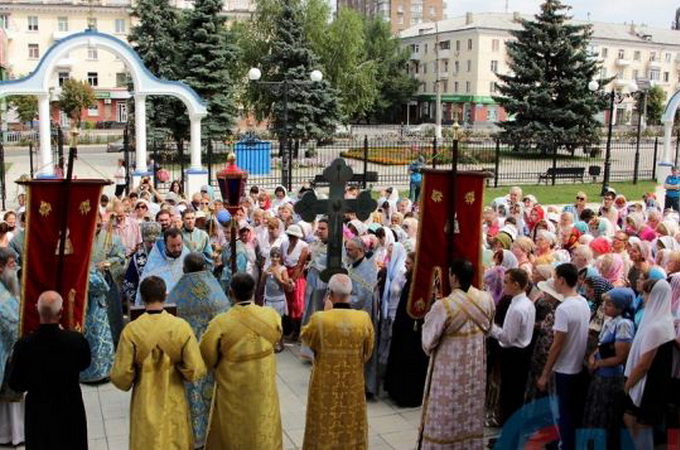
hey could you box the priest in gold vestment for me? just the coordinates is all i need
[200,272,283,450]
[111,276,206,450]
[301,274,375,450]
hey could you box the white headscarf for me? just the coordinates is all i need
[382,242,407,318]
[499,249,518,269]
[348,219,368,236]
[625,279,676,406]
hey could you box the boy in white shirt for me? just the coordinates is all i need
[537,263,591,450]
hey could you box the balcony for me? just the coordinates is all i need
[439,72,449,80]
[55,57,74,68]
[410,53,421,61]
[615,59,631,67]
[649,60,662,69]
[614,78,630,89]
[438,48,451,58]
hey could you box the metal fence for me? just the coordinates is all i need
[142,136,663,193]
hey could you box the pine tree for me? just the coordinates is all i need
[181,0,239,140]
[259,0,340,141]
[494,0,607,149]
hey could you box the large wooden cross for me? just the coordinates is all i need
[295,158,377,282]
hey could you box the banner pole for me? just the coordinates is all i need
[55,140,77,294]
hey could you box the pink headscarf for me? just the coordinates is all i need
[670,272,680,316]
[483,266,506,304]
[597,253,625,286]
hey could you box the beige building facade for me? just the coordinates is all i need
[0,0,254,127]
[400,12,680,129]
[337,0,443,34]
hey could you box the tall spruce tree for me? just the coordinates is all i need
[259,0,340,141]
[128,0,188,145]
[182,0,239,140]
[494,0,606,149]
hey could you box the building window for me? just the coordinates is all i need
[414,63,419,74]
[115,19,125,34]
[412,44,419,53]
[466,60,471,72]
[490,60,498,72]
[116,72,128,88]
[398,16,404,25]
[424,43,428,54]
[467,39,472,50]
[465,81,471,93]
[88,17,97,30]
[455,40,460,51]
[429,6,436,15]
[58,17,68,32]
[664,71,670,82]
[87,72,98,87]
[650,51,656,62]
[440,40,450,50]
[490,82,497,93]
[0,15,9,29]
[454,81,459,92]
[442,60,448,72]
[58,71,70,86]
[87,104,99,117]
[28,44,39,59]
[27,16,38,31]
[666,53,672,63]
[632,69,639,80]
[634,51,641,61]
[441,80,447,91]
[618,49,625,59]
[423,64,427,74]
[87,46,98,60]
[649,68,660,81]
[492,39,500,52]
[454,60,459,73]
[601,47,608,58]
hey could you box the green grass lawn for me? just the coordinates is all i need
[485,180,658,205]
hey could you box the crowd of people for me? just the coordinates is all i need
[0,168,679,449]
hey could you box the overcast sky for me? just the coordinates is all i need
[446,1,679,29]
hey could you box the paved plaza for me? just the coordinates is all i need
[7,346,427,450]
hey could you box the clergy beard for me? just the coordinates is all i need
[166,249,182,259]
[0,268,20,298]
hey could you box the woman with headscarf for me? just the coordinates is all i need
[281,224,309,340]
[589,237,612,259]
[589,216,616,239]
[562,227,583,255]
[511,237,535,277]
[631,267,667,330]
[582,274,615,356]
[623,279,676,449]
[596,253,626,287]
[402,217,418,252]
[526,204,545,235]
[533,230,556,265]
[271,185,291,212]
[628,239,653,296]
[524,277,562,404]
[626,213,656,242]
[657,235,680,252]
[528,265,554,302]
[378,242,407,367]
[583,288,635,449]
[483,250,518,305]
[384,252,429,407]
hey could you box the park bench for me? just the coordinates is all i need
[310,171,379,188]
[538,167,585,184]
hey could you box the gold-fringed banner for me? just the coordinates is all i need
[19,179,108,336]
[407,170,486,319]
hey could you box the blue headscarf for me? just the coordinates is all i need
[574,221,589,234]
[647,266,667,281]
[606,287,635,319]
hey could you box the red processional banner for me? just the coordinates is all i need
[19,180,108,336]
[407,170,487,319]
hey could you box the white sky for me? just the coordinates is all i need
[447,0,679,29]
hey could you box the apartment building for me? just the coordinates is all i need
[400,12,680,128]
[0,0,255,128]
[337,0,443,34]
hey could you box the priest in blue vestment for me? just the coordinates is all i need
[80,268,114,383]
[168,252,230,448]
[136,227,189,305]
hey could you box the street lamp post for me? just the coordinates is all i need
[588,79,638,196]
[248,67,323,191]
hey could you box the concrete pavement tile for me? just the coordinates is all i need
[380,429,419,450]
[399,410,423,425]
[282,430,298,450]
[104,417,129,438]
[370,434,395,449]
[369,414,414,435]
[367,400,399,418]
[106,436,129,450]
[88,438,109,450]
[285,427,305,448]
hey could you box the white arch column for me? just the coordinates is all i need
[185,115,208,196]
[37,94,54,178]
[659,119,674,183]
[132,94,151,188]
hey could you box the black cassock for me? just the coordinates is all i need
[384,277,429,407]
[9,323,91,450]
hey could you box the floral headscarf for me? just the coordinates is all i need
[596,253,625,286]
